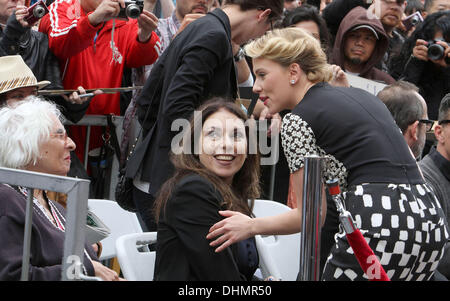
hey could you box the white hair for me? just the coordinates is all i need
[0,96,62,169]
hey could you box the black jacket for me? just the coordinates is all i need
[127,8,237,196]
[154,174,258,281]
[394,56,450,120]
[0,14,89,122]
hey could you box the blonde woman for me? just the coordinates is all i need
[207,28,449,281]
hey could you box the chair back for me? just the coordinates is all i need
[252,199,301,281]
[88,199,142,260]
[115,232,157,281]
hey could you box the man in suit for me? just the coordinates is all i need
[127,0,284,230]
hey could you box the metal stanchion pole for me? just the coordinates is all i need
[20,188,34,281]
[298,155,324,281]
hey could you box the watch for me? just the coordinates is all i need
[234,47,245,62]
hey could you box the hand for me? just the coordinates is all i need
[329,64,349,87]
[412,39,429,62]
[174,13,205,38]
[429,40,450,68]
[259,107,281,137]
[63,86,103,104]
[88,0,125,26]
[90,260,120,281]
[206,210,254,253]
[137,10,158,42]
[14,5,31,27]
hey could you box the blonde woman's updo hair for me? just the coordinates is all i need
[244,27,332,83]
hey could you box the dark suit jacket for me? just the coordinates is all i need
[154,174,258,281]
[126,8,237,197]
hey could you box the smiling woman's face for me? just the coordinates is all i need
[199,109,247,185]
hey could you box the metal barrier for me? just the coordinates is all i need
[0,167,96,280]
[298,155,325,281]
[63,115,124,201]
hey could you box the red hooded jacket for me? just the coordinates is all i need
[39,0,161,161]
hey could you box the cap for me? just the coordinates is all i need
[350,24,379,40]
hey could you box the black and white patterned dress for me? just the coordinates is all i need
[282,82,449,281]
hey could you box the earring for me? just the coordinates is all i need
[290,80,296,85]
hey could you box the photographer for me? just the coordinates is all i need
[390,10,450,122]
[38,0,161,167]
[0,2,94,122]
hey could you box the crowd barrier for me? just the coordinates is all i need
[0,167,96,280]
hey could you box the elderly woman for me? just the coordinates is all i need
[0,97,118,281]
[207,28,449,281]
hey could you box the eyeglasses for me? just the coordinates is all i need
[438,119,450,126]
[50,130,69,141]
[418,119,435,131]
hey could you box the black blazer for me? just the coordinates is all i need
[154,174,258,281]
[126,8,237,197]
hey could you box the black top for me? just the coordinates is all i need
[0,184,97,280]
[127,8,237,197]
[282,82,423,188]
[154,174,258,281]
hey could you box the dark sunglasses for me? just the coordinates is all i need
[419,119,435,131]
[438,119,450,125]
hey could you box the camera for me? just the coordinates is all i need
[117,1,144,19]
[427,39,450,64]
[24,0,49,25]
[402,11,423,32]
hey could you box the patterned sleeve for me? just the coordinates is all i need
[281,113,348,188]
[281,113,319,174]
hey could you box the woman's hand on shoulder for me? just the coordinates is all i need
[206,210,254,253]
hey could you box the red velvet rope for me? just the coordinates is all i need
[346,229,390,281]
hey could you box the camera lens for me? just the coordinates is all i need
[126,4,141,19]
[428,43,445,61]
[33,5,46,18]
[411,16,420,25]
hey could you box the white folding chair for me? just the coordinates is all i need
[252,199,301,281]
[115,232,157,281]
[87,199,143,260]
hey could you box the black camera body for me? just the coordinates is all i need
[24,0,49,25]
[117,0,144,19]
[427,39,450,64]
[402,11,423,32]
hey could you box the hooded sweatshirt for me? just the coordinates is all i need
[331,7,395,85]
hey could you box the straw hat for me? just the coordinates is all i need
[0,55,51,95]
